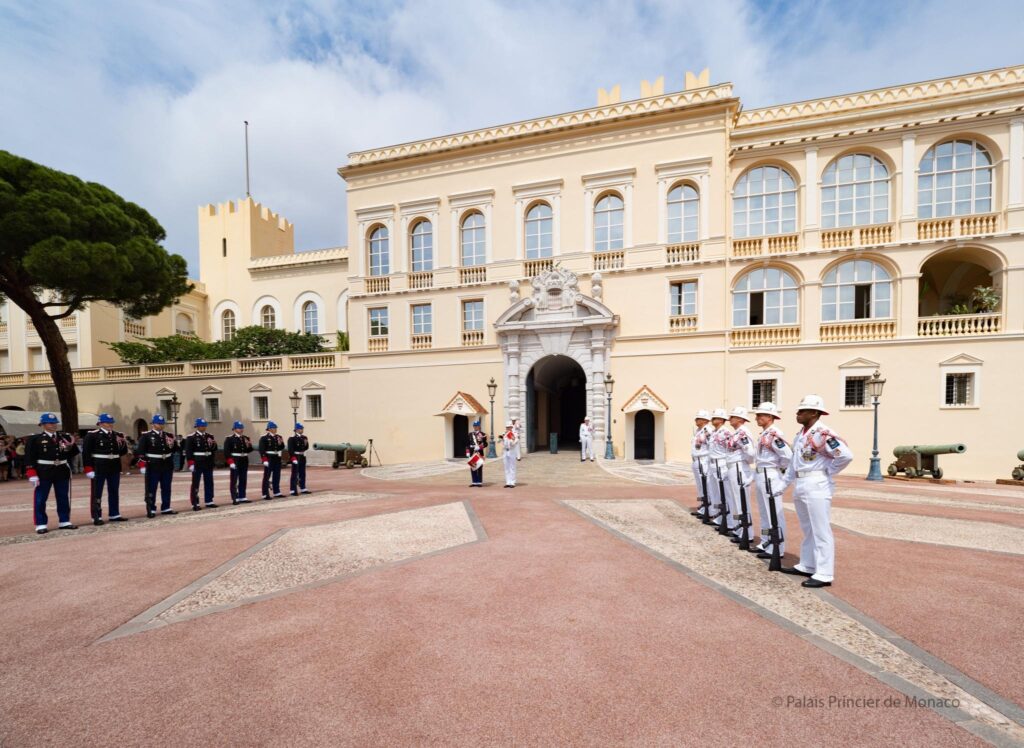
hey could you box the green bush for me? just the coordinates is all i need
[107,326,326,364]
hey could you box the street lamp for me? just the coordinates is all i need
[289,389,301,427]
[603,373,615,460]
[866,369,886,481]
[168,393,181,437]
[486,377,498,459]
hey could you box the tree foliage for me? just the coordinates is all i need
[107,326,327,364]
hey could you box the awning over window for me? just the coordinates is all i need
[0,411,99,437]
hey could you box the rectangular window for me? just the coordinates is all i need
[205,397,221,422]
[159,399,174,424]
[749,292,765,326]
[462,300,484,331]
[670,281,697,317]
[369,307,389,337]
[751,379,776,408]
[306,393,323,420]
[844,376,869,407]
[945,373,973,406]
[253,396,269,421]
[854,284,872,319]
[411,304,432,335]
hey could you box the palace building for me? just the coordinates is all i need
[1,65,1023,479]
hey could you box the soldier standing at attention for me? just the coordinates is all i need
[27,413,79,534]
[83,413,129,525]
[288,423,311,496]
[511,417,524,461]
[223,421,253,504]
[781,395,853,589]
[752,402,791,558]
[579,417,595,462]
[725,407,756,543]
[707,408,733,532]
[259,421,285,499]
[689,409,712,518]
[135,415,177,518]
[185,418,218,511]
[467,420,487,487]
[502,421,518,488]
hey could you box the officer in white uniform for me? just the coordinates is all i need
[511,418,524,461]
[752,402,792,557]
[724,406,756,542]
[781,394,853,588]
[502,421,518,488]
[707,408,732,531]
[689,409,712,518]
[579,417,595,462]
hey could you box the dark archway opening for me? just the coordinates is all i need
[452,414,469,458]
[527,355,587,453]
[134,418,149,439]
[634,409,655,460]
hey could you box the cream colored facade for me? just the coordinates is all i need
[1,65,1023,478]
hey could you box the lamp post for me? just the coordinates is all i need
[486,377,497,459]
[168,393,181,437]
[866,369,886,481]
[603,373,615,460]
[289,389,301,427]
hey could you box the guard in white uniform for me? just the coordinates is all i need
[512,418,524,461]
[579,417,595,462]
[781,394,853,588]
[752,402,791,557]
[502,421,518,488]
[707,408,733,531]
[689,409,712,518]
[724,406,756,543]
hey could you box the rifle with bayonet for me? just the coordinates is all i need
[761,467,784,571]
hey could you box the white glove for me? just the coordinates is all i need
[188,465,195,473]
[86,471,96,479]
[229,464,236,470]
[140,467,147,475]
[29,476,39,485]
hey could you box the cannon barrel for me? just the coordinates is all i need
[893,443,966,457]
[1017,449,1024,462]
[313,442,367,454]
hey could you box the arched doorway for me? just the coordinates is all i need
[134,418,148,438]
[527,355,587,453]
[452,414,468,458]
[634,409,655,460]
[919,246,1002,317]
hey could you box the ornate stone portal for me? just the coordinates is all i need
[495,267,618,448]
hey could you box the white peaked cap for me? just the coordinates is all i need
[754,402,781,418]
[796,394,829,414]
[711,408,728,420]
[694,409,710,420]
[729,406,750,422]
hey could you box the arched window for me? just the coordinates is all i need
[821,153,889,228]
[302,301,319,334]
[594,193,624,252]
[918,139,992,218]
[667,183,699,243]
[368,225,390,276]
[525,202,553,259]
[822,260,891,321]
[733,165,797,238]
[175,313,194,335]
[410,219,433,272]
[460,212,486,266]
[260,304,276,329]
[221,309,236,341]
[733,267,798,327]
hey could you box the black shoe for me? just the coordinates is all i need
[262,496,272,500]
[781,567,813,577]
[745,546,762,553]
[289,491,298,496]
[93,518,104,526]
[300,489,311,494]
[36,527,48,534]
[110,516,127,523]
[232,499,238,505]
[147,510,156,518]
[802,578,832,588]
[192,505,202,512]
[161,509,177,515]
[730,537,741,544]
[238,498,251,504]
[57,524,78,530]
[690,510,703,517]
[205,503,218,509]
[756,551,773,559]
[273,493,284,498]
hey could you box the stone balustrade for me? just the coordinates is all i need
[410,334,433,350]
[819,319,896,342]
[459,266,487,284]
[593,251,625,271]
[367,337,389,352]
[669,315,698,333]
[666,242,700,264]
[917,313,1001,337]
[461,330,484,347]
[365,276,390,293]
[729,325,801,347]
[917,214,999,241]
[408,271,433,289]
[524,259,554,277]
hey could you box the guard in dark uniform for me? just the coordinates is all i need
[82,413,129,525]
[185,417,218,510]
[223,420,253,504]
[467,420,487,487]
[287,423,311,496]
[135,414,178,518]
[259,421,285,499]
[27,412,79,534]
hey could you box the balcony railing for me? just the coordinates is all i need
[411,334,433,350]
[368,337,389,352]
[821,224,894,249]
[60,317,78,329]
[239,357,282,373]
[731,233,799,257]
[918,213,999,241]
[459,266,487,284]
[819,319,896,343]
[461,330,484,347]
[669,315,698,333]
[524,258,554,277]
[666,242,700,264]
[917,313,1001,337]
[365,276,390,293]
[123,320,147,337]
[730,325,801,347]
[409,271,433,289]
[593,250,625,271]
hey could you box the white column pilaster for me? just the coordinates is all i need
[515,199,525,259]
[901,134,917,219]
[1009,118,1024,208]
[804,147,819,229]
[699,172,710,240]
[450,208,459,266]
[584,189,594,253]
[657,179,668,245]
[552,194,562,256]
[624,183,634,248]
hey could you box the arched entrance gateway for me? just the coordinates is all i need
[495,267,617,455]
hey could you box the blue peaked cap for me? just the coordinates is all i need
[232,421,244,430]
[39,412,59,425]
[98,413,115,424]
[294,423,304,430]
[151,414,166,425]
[194,418,207,428]
[267,421,278,429]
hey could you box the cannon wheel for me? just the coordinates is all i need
[904,467,917,478]
[331,461,340,469]
[345,459,355,469]
[886,463,897,476]
[1013,466,1024,481]
[360,458,369,467]
[931,467,943,480]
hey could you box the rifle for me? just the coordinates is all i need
[762,468,784,571]
[698,459,713,525]
[715,461,731,536]
[736,465,752,551]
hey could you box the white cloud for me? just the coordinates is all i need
[1,0,1021,273]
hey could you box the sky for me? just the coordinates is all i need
[1,0,1023,275]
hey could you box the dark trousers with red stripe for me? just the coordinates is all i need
[230,460,248,500]
[189,464,215,506]
[89,471,121,519]
[34,475,71,527]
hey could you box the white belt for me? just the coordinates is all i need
[757,466,783,474]
[711,457,728,465]
[291,451,305,454]
[93,454,120,459]
[191,451,212,456]
[264,451,282,456]
[230,453,249,457]
[797,469,827,478]
[36,459,67,465]
[145,453,172,459]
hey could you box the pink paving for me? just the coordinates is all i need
[1,458,1022,746]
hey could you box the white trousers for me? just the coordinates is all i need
[792,475,834,582]
[724,462,753,534]
[754,467,787,554]
[692,456,709,513]
[581,436,595,461]
[503,451,517,486]
[709,460,734,529]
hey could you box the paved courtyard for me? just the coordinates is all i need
[1,454,1022,746]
